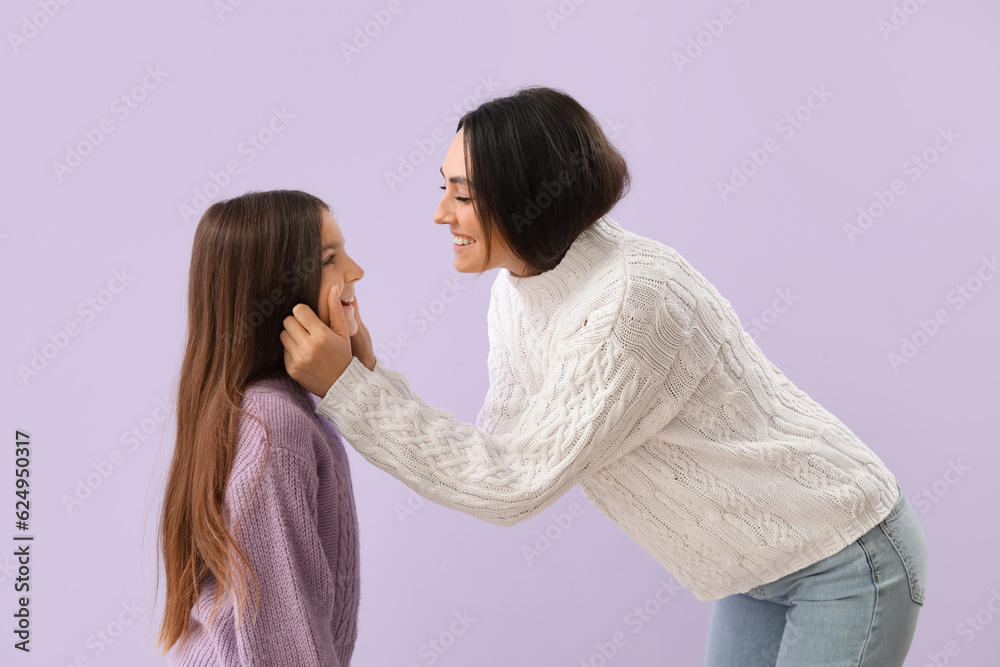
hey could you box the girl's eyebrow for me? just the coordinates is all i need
[322,240,343,251]
[440,166,468,185]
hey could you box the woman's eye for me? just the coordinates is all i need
[440,185,470,203]
[324,255,336,265]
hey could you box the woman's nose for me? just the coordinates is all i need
[433,198,452,225]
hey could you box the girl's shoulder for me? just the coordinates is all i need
[234,375,339,470]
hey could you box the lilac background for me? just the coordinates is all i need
[2,0,999,665]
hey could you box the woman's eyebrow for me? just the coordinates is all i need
[439,166,467,185]
[322,240,343,251]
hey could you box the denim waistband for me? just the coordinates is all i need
[882,482,905,522]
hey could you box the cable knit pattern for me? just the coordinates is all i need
[169,376,360,666]
[315,216,899,601]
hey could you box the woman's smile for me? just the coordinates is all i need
[453,232,477,253]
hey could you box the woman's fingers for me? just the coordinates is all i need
[326,283,350,343]
[290,301,324,336]
[278,289,356,396]
[279,328,297,351]
[283,285,348,345]
[350,292,361,323]
[349,293,366,335]
[281,308,310,346]
[281,338,295,372]
[346,292,376,370]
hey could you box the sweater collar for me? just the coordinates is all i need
[501,215,624,310]
[247,374,314,407]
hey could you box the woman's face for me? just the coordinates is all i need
[317,208,364,336]
[434,128,536,277]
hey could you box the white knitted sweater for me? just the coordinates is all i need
[315,216,899,601]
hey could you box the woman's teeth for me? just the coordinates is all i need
[454,236,476,246]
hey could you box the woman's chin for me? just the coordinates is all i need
[453,256,480,273]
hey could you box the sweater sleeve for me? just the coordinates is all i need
[315,282,722,527]
[225,443,339,666]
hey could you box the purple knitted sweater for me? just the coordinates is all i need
[168,375,360,666]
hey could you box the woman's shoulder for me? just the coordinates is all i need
[581,220,736,356]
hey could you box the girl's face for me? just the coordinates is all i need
[317,208,364,336]
[434,128,537,277]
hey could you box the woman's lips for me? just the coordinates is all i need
[454,234,477,252]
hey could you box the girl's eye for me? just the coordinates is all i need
[324,255,336,265]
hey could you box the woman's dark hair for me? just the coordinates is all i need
[456,86,630,275]
[156,189,328,654]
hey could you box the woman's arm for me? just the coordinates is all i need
[307,285,722,527]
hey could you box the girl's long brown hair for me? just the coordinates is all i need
[155,189,328,654]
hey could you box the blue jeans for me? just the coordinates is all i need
[704,485,927,666]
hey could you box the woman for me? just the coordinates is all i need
[157,190,364,666]
[280,87,928,665]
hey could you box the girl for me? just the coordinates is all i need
[281,87,928,665]
[157,190,365,666]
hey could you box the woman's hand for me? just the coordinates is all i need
[348,293,377,371]
[280,284,355,398]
